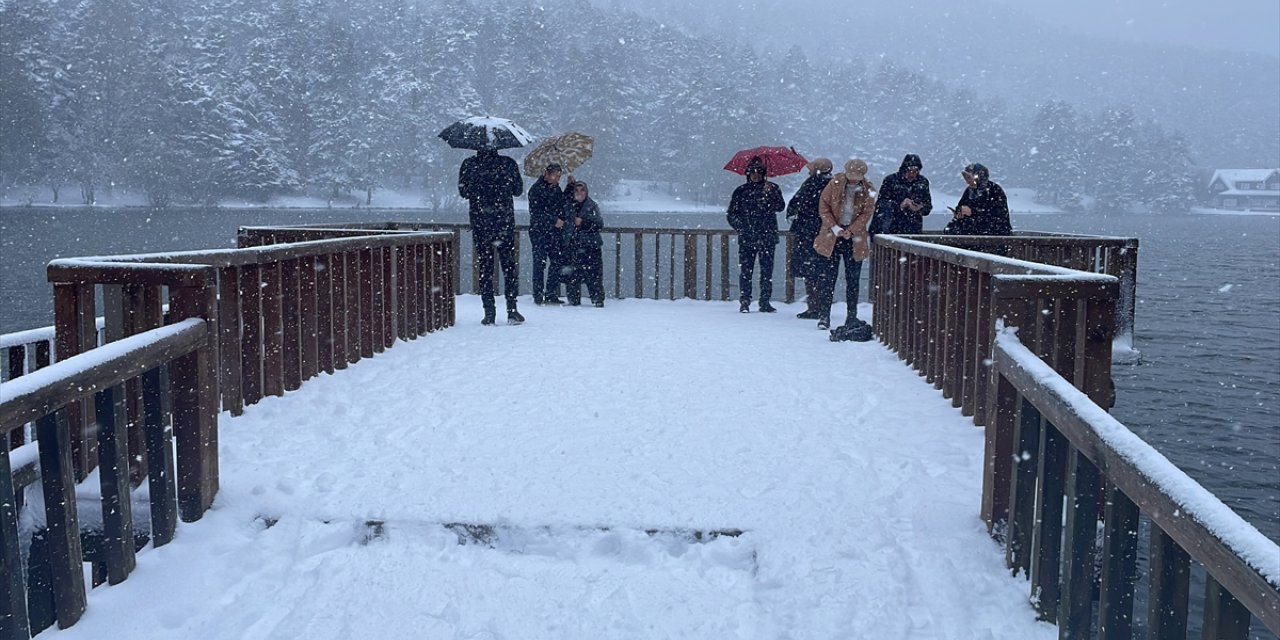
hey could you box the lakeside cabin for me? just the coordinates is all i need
[1,222,1278,638]
[1207,169,1280,212]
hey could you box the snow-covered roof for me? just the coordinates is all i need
[1209,169,1280,189]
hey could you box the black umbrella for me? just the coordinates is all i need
[437,116,535,151]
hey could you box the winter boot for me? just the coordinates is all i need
[481,308,497,326]
[817,315,831,330]
[843,304,862,328]
[796,280,818,318]
[759,301,777,313]
[507,307,525,325]
[739,300,751,314]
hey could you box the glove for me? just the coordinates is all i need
[830,225,844,235]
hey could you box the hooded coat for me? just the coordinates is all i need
[560,182,604,253]
[947,176,1011,237]
[786,171,832,278]
[871,155,933,236]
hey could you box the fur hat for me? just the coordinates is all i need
[808,158,833,175]
[844,158,868,180]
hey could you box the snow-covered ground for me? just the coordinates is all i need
[36,297,1057,640]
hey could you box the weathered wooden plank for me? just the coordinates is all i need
[260,262,284,397]
[1058,448,1101,639]
[683,233,698,300]
[281,258,302,391]
[1028,420,1068,622]
[316,255,335,374]
[33,409,86,629]
[1098,483,1139,639]
[142,366,177,548]
[0,437,30,639]
[94,384,136,584]
[168,285,219,522]
[1147,526,1190,639]
[238,264,264,405]
[53,283,96,481]
[1203,574,1252,640]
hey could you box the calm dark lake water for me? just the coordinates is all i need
[2,206,1277,546]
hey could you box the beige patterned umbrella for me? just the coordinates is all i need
[521,132,594,177]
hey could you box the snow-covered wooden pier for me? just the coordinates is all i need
[1,225,1276,639]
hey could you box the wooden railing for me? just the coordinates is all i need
[2,317,206,637]
[871,233,1279,638]
[240,222,812,304]
[1,228,457,638]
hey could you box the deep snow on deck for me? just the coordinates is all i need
[44,297,1055,639]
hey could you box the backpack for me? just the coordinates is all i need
[830,319,874,342]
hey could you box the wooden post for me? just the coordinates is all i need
[331,253,348,370]
[720,235,731,301]
[218,267,244,415]
[1146,527,1190,638]
[300,257,319,376]
[1202,573,1251,640]
[360,248,376,354]
[94,384,136,584]
[34,409,86,628]
[169,283,219,522]
[345,251,361,362]
[383,247,395,346]
[238,264,263,405]
[316,255,335,374]
[282,259,302,391]
[1058,448,1101,639]
[260,262,284,397]
[53,283,97,481]
[704,235,713,301]
[0,436,30,639]
[1005,396,1042,577]
[142,366,177,547]
[683,233,698,300]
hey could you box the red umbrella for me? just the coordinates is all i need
[723,146,808,177]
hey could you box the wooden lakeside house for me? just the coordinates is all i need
[1207,168,1280,211]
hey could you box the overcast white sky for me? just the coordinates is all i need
[987,0,1280,56]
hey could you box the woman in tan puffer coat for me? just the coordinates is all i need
[813,158,876,330]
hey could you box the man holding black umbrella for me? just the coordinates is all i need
[459,146,525,325]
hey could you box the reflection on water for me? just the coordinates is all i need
[2,207,1277,544]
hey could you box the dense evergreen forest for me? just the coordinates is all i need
[0,0,1198,210]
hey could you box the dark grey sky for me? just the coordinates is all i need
[986,0,1280,56]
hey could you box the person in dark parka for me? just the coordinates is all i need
[727,156,786,313]
[458,146,525,325]
[527,162,572,305]
[787,158,834,320]
[560,180,606,307]
[946,163,1011,235]
[871,154,932,236]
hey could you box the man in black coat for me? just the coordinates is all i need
[727,156,786,313]
[871,154,932,236]
[526,162,571,305]
[786,158,833,319]
[459,147,525,325]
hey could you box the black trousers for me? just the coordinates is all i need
[816,237,863,318]
[529,231,562,301]
[566,246,605,304]
[475,233,519,311]
[738,240,776,304]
